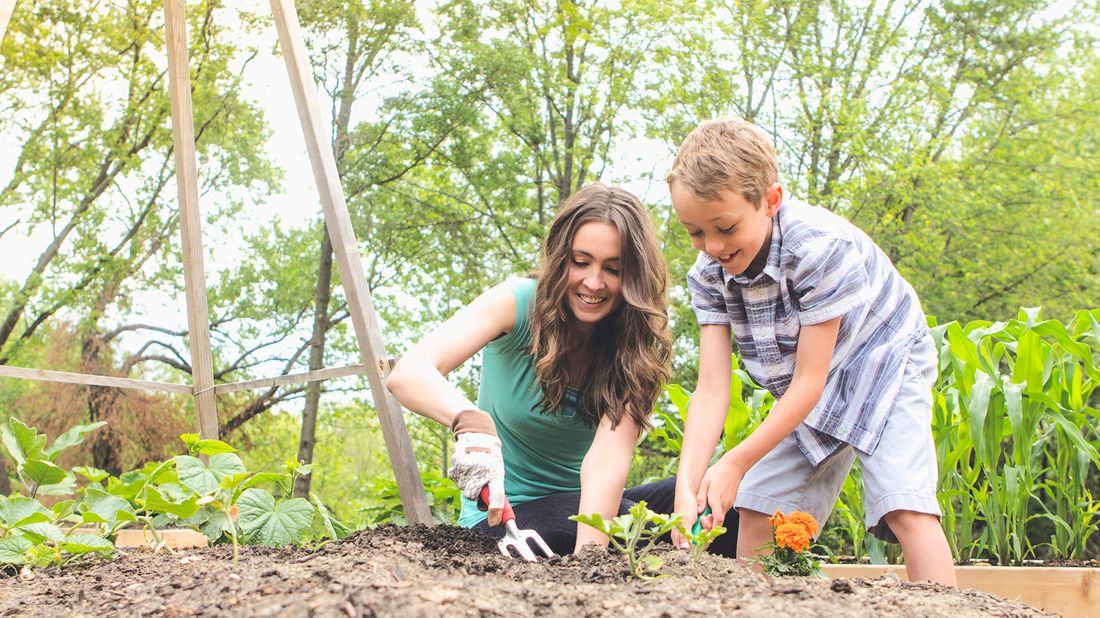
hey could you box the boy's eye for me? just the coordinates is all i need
[718,225,736,234]
[688,230,703,238]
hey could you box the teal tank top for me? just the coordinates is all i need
[457,277,597,527]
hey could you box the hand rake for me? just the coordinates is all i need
[479,485,555,561]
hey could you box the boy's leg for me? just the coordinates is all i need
[860,334,956,586]
[735,431,855,559]
[883,510,956,585]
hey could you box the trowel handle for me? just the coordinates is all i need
[478,485,516,526]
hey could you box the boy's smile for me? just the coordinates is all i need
[670,182,783,277]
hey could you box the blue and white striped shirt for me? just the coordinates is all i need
[687,197,929,465]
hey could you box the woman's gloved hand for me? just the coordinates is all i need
[449,409,505,526]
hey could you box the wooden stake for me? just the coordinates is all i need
[0,1,14,45]
[162,0,218,441]
[269,0,431,524]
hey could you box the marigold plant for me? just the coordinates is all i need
[756,511,823,577]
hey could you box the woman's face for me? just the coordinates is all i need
[565,221,623,329]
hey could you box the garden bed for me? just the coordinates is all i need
[0,525,1051,617]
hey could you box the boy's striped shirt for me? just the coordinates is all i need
[687,198,929,465]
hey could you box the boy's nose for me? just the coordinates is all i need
[705,237,725,255]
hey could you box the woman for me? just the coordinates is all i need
[386,183,735,555]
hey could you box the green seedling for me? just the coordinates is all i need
[677,506,727,574]
[571,501,681,580]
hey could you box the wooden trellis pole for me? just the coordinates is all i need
[0,0,14,44]
[162,0,219,442]
[269,0,431,525]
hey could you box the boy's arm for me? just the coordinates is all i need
[671,324,732,547]
[700,316,841,529]
[576,411,642,552]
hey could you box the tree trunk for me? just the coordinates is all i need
[293,229,333,498]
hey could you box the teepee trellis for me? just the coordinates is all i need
[0,0,432,525]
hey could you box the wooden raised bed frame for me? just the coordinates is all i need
[822,564,1098,618]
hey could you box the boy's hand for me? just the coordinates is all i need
[671,481,707,549]
[697,452,747,530]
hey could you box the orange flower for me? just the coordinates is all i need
[769,511,787,529]
[787,511,819,538]
[774,522,811,552]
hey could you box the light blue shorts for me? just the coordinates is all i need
[734,336,942,543]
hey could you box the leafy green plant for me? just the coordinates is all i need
[571,501,681,579]
[675,513,727,574]
[172,434,312,564]
[0,418,114,568]
[359,469,460,527]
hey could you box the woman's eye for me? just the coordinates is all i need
[572,259,589,267]
[606,267,621,276]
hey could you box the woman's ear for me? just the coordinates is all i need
[764,183,783,216]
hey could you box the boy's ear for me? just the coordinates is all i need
[764,183,783,216]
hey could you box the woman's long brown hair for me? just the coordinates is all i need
[529,183,672,430]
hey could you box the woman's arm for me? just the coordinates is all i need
[385,282,518,427]
[575,412,642,552]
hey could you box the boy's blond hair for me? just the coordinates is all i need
[667,116,778,206]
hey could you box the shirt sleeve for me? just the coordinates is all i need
[791,236,872,325]
[686,253,730,326]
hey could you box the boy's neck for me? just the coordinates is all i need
[742,219,774,279]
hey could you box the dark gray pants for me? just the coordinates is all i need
[471,476,738,557]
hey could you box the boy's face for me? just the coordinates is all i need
[670,181,783,276]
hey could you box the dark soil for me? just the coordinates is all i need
[0,525,1051,617]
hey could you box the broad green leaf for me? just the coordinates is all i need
[72,466,110,482]
[180,433,201,450]
[140,486,200,520]
[44,421,107,461]
[310,493,348,540]
[0,496,51,527]
[236,489,313,547]
[0,536,33,565]
[1,418,46,466]
[189,439,238,456]
[174,453,247,495]
[18,522,64,544]
[81,487,137,525]
[200,509,234,543]
[61,534,114,554]
[22,459,68,487]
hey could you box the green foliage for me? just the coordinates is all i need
[756,544,824,578]
[571,501,681,580]
[662,309,1100,564]
[359,469,461,527]
[0,418,115,567]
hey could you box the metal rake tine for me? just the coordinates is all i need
[519,530,556,559]
[499,523,538,562]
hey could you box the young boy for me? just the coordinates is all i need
[666,117,956,586]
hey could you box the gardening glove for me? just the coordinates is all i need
[449,409,506,526]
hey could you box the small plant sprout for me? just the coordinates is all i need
[675,507,727,573]
[571,501,681,579]
[756,511,824,577]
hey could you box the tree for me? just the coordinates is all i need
[0,0,276,472]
